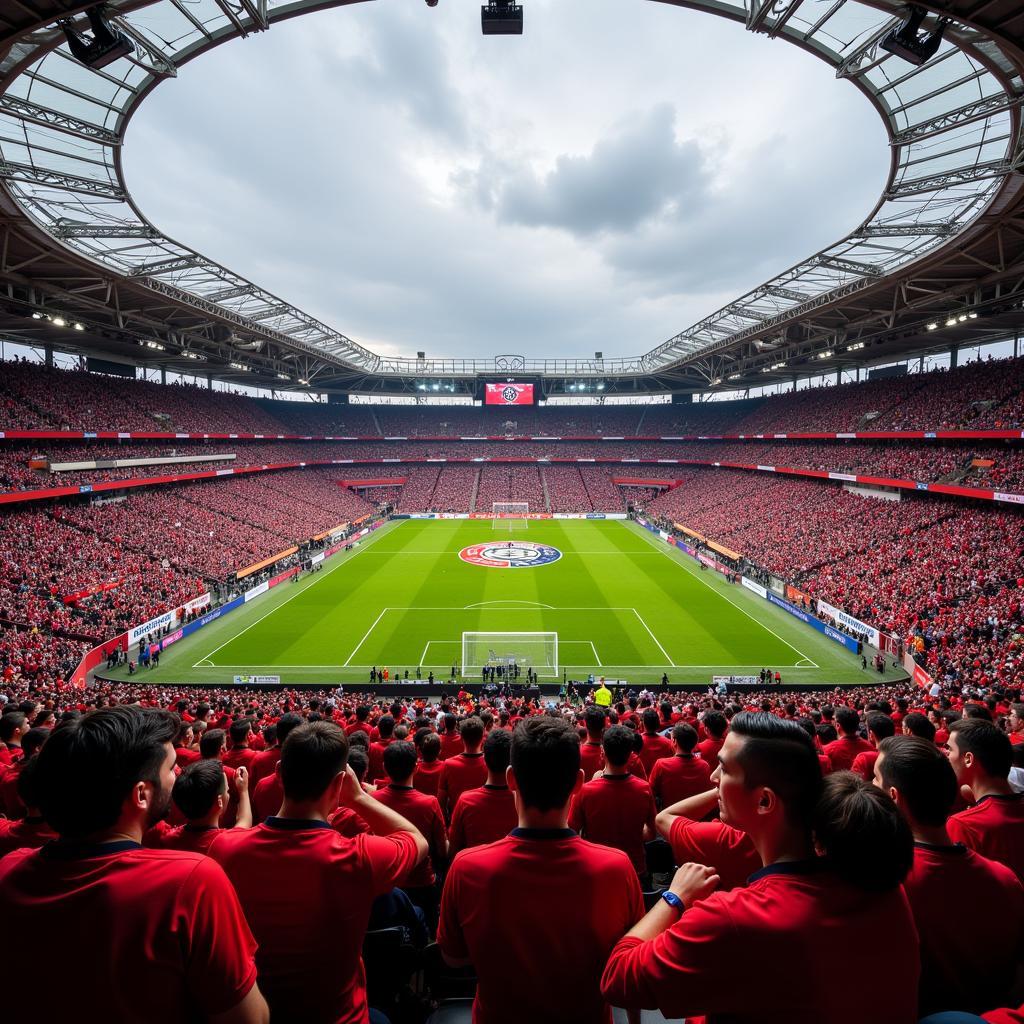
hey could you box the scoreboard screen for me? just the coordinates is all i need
[485,382,535,406]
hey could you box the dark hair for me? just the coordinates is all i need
[835,707,861,736]
[276,712,304,746]
[865,713,896,743]
[877,736,957,827]
[703,710,727,739]
[460,716,485,747]
[672,722,698,754]
[602,725,636,768]
[584,706,606,737]
[347,746,369,783]
[16,756,41,810]
[34,706,177,839]
[199,728,226,759]
[21,727,49,759]
[902,712,935,742]
[280,722,349,801]
[813,771,913,891]
[950,718,1012,779]
[383,741,418,781]
[963,703,993,722]
[730,712,822,830]
[483,728,512,774]
[0,712,26,741]
[348,730,369,750]
[511,716,580,811]
[642,709,660,734]
[420,732,441,763]
[173,759,227,820]
[228,719,251,745]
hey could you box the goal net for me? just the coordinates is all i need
[492,501,529,530]
[462,632,558,677]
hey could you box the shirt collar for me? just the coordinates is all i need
[600,772,632,781]
[974,792,1024,806]
[483,783,509,790]
[914,840,967,855]
[263,816,333,831]
[747,857,825,884]
[509,827,576,840]
[43,839,142,860]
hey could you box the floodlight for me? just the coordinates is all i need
[60,6,135,70]
[482,1,523,35]
[879,7,949,67]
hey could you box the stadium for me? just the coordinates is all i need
[2,0,1024,1022]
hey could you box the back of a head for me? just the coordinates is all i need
[0,711,26,742]
[276,712,303,746]
[377,715,395,740]
[173,759,227,821]
[672,722,698,754]
[703,710,727,739]
[903,712,935,742]
[642,709,660,734]
[347,746,369,783]
[813,771,913,892]
[34,706,177,839]
[199,728,226,759]
[21,727,49,759]
[16,756,41,810]
[383,741,417,782]
[444,713,457,733]
[877,735,957,826]
[511,716,580,812]
[602,725,635,768]
[483,728,512,774]
[460,716,485,747]
[866,712,896,743]
[835,707,861,736]
[950,718,1012,779]
[280,721,349,802]
[584,706,606,737]
[228,719,251,746]
[420,732,441,764]
[730,712,823,831]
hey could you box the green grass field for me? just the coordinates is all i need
[106,520,907,687]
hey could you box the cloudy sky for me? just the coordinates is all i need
[123,0,887,362]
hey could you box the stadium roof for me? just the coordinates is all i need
[0,0,1021,395]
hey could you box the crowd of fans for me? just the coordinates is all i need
[2,679,1024,1022]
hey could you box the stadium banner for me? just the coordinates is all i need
[741,576,768,598]
[712,675,759,686]
[816,598,880,648]
[484,382,534,405]
[182,593,211,616]
[310,552,325,565]
[232,674,281,685]
[166,596,245,647]
[995,492,1024,505]
[129,610,180,648]
[244,581,270,602]
[766,593,859,653]
[61,577,124,604]
[268,567,300,587]
[785,584,813,606]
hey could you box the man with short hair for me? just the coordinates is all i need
[0,711,28,768]
[0,759,58,856]
[209,721,428,1023]
[367,714,397,782]
[823,707,872,772]
[0,726,48,819]
[449,728,517,856]
[438,716,487,819]
[223,719,259,771]
[0,706,268,1022]
[173,721,200,769]
[947,718,1024,882]
[413,732,444,797]
[695,711,727,766]
[439,713,464,760]
[1008,703,1024,746]
[649,723,712,808]
[439,716,643,1023]
[580,706,607,779]
[637,710,673,776]
[851,712,895,782]
[602,713,918,1023]
[875,735,1024,1016]
[248,718,290,788]
[251,713,305,821]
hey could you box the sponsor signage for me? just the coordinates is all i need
[244,581,270,602]
[129,610,178,647]
[232,674,281,685]
[741,576,767,598]
[816,598,880,648]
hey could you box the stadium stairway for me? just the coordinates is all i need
[540,469,552,512]
[469,468,480,513]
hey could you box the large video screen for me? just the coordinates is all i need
[485,382,535,406]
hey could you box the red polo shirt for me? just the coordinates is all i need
[0,759,26,818]
[695,736,725,766]
[329,806,370,838]
[174,746,200,770]
[252,770,283,822]
[248,746,282,788]
[569,774,657,875]
[0,816,57,857]
[0,840,257,1022]
[823,734,873,773]
[209,818,420,1024]
[851,749,879,782]
[602,860,919,1023]
[948,793,1024,882]
[368,739,395,783]
[903,841,1024,1015]
[438,751,487,818]
[149,824,248,856]
[373,784,446,887]
[439,731,464,760]
[580,740,605,778]
[222,746,258,772]
[649,754,713,808]
[449,784,517,856]
[439,828,643,1024]
[413,759,444,798]
[667,816,760,892]
[638,733,673,776]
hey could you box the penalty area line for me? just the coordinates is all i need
[343,608,391,667]
[631,608,676,667]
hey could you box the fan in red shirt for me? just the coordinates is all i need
[649,723,713,808]
[250,712,306,821]
[413,732,444,797]
[602,712,919,1024]
[874,735,1024,1016]
[173,720,200,770]
[0,726,48,819]
[570,724,657,879]
[0,710,28,769]
[249,713,299,788]
[695,710,728,767]
[1008,704,1024,747]
[947,718,1024,882]
[0,706,268,1023]
[147,759,253,854]
[374,740,448,917]
[637,710,673,776]
[851,712,895,782]
[438,713,465,760]
[367,714,397,783]
[209,721,428,1024]
[579,706,608,779]
[439,715,643,1024]
[449,728,517,857]
[438,716,487,820]
[655,787,759,892]
[0,759,57,857]
[222,719,260,772]
[823,707,873,772]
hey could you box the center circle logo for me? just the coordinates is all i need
[459,542,563,568]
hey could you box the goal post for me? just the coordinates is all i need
[492,502,529,517]
[462,631,558,678]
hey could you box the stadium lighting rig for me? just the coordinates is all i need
[427,0,523,35]
[879,6,950,67]
[59,5,135,70]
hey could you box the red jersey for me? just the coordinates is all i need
[209,819,420,1024]
[413,759,444,797]
[222,746,258,772]
[174,746,200,770]
[372,784,446,887]
[823,735,873,773]
[850,749,879,782]
[903,841,1024,1015]
[580,740,605,778]
[695,736,725,767]
[0,841,257,1022]
[439,829,643,1024]
[638,733,673,776]
[569,774,657,875]
[649,754,713,808]
[449,784,517,856]
[248,746,282,788]
[329,806,370,839]
[602,860,919,1023]
[0,816,57,857]
[667,815,760,892]
[439,731,464,760]
[150,824,248,856]
[252,770,283,822]
[948,793,1024,882]
[0,759,26,818]
[438,751,487,818]
[368,739,395,783]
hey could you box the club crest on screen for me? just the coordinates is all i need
[459,542,563,568]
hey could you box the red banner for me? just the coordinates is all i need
[485,383,534,406]
[62,578,124,604]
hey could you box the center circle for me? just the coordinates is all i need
[459,542,563,568]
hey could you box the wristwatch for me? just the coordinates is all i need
[661,890,685,913]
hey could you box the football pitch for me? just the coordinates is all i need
[111,519,906,687]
